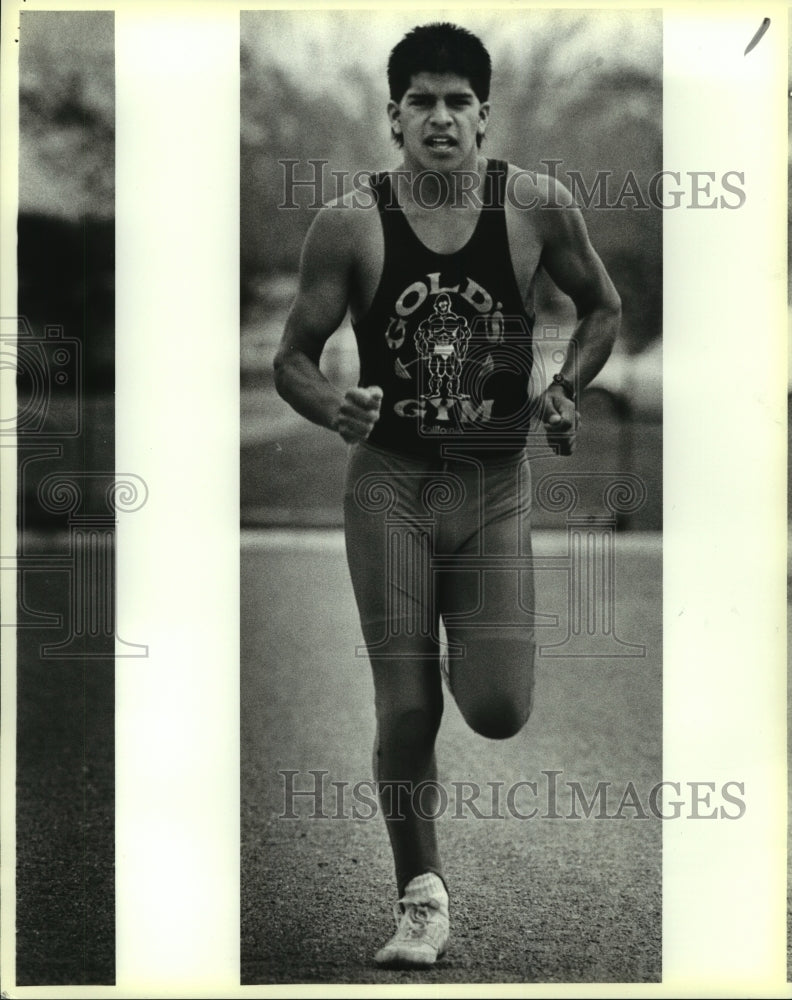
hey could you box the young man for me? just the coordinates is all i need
[274,23,621,968]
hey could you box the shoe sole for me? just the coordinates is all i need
[374,945,448,970]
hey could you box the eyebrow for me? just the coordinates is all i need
[406,91,474,101]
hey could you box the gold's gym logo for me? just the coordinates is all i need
[386,274,505,432]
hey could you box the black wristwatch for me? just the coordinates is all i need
[550,372,576,402]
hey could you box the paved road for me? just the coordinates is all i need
[15,548,115,986]
[241,529,662,985]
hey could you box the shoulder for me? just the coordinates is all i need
[304,172,383,254]
[500,163,576,210]
[501,163,588,249]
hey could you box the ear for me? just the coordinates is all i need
[387,100,402,133]
[478,101,491,135]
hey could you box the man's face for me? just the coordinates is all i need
[388,72,490,172]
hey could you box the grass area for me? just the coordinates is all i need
[241,393,662,531]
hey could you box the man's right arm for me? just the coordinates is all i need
[273,207,381,442]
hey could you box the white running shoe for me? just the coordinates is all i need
[374,872,449,968]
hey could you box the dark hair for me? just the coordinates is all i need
[387,22,492,104]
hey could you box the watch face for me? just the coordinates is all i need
[552,374,575,399]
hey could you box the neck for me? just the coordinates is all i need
[396,153,487,208]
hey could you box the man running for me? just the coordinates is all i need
[273,22,621,969]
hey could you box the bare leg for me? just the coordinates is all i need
[344,444,449,892]
[368,645,445,894]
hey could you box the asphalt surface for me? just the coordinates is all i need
[241,530,662,985]
[15,555,116,986]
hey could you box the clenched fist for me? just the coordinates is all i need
[335,385,383,444]
[541,389,580,456]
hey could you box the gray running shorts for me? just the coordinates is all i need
[343,440,538,661]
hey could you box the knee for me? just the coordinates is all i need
[463,696,532,740]
[458,665,535,740]
[449,634,535,739]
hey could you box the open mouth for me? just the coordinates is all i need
[425,136,457,150]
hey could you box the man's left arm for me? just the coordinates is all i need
[537,178,622,452]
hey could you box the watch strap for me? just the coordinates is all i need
[551,372,576,401]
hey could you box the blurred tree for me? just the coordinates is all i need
[18,11,116,392]
[19,11,114,219]
[241,46,393,313]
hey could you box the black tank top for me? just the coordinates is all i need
[352,158,536,461]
